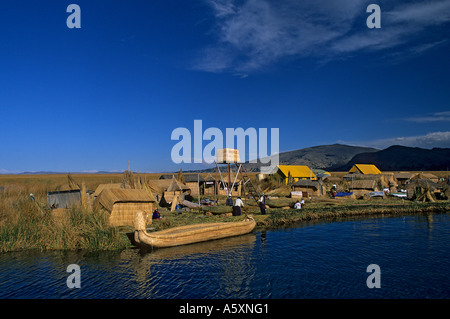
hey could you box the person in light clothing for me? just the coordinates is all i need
[233,197,244,216]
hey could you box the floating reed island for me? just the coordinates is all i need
[0,169,449,252]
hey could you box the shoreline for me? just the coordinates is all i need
[1,192,449,253]
[136,200,450,240]
[253,201,449,228]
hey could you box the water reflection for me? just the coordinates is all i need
[1,213,449,299]
[116,234,257,298]
[136,233,256,258]
[426,213,434,230]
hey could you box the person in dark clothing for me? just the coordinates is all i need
[259,194,266,215]
[226,195,233,206]
[152,209,162,219]
[185,193,194,202]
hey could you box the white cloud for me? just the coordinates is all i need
[194,0,450,73]
[386,0,450,25]
[339,131,450,149]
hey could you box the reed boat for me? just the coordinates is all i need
[133,211,256,249]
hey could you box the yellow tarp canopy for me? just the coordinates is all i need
[276,165,317,180]
[349,164,381,175]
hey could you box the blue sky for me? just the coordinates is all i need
[1,0,449,173]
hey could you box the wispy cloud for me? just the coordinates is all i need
[339,131,450,149]
[193,0,450,73]
[405,111,450,123]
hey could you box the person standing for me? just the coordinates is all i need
[233,196,244,216]
[259,194,266,215]
[226,195,233,206]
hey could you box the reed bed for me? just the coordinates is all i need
[0,180,130,253]
[0,205,130,252]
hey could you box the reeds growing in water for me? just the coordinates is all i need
[0,182,130,253]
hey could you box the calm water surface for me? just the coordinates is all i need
[1,213,449,299]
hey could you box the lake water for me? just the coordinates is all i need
[1,213,449,299]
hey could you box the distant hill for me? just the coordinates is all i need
[336,145,450,171]
[6,144,449,175]
[244,144,379,172]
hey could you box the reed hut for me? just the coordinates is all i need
[183,174,205,196]
[348,179,380,198]
[292,180,324,197]
[410,173,439,183]
[344,173,384,181]
[146,179,172,199]
[95,188,156,227]
[394,172,417,186]
[204,173,218,196]
[163,176,189,203]
[146,178,187,200]
[271,165,317,184]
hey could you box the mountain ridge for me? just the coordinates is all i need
[243,144,450,172]
[244,143,379,172]
[334,145,450,171]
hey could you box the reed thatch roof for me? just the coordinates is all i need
[159,174,176,180]
[344,173,382,180]
[322,176,343,183]
[183,174,205,183]
[146,179,173,194]
[167,176,189,192]
[97,188,156,212]
[349,179,378,190]
[394,172,417,180]
[292,180,320,189]
[93,183,123,197]
[405,179,440,191]
[204,173,216,182]
[410,173,439,182]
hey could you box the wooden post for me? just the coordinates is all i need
[214,167,218,206]
[198,173,201,206]
[81,182,88,209]
[227,163,231,197]
[171,195,179,211]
